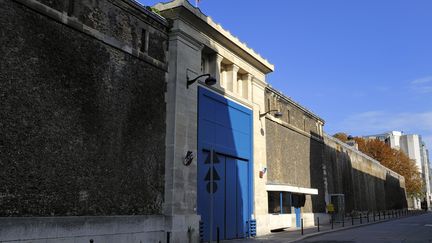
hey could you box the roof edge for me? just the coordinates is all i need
[266,85,325,123]
[154,0,274,73]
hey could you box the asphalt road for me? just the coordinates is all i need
[302,212,432,243]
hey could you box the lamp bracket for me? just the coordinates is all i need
[259,109,280,118]
[187,74,210,89]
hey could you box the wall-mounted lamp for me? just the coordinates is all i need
[259,109,283,118]
[187,73,217,89]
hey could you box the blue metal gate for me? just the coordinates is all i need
[197,87,253,241]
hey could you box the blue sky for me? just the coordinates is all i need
[141,0,432,154]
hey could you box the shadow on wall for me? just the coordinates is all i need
[309,132,326,213]
[311,134,408,215]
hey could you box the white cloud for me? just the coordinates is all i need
[410,76,432,94]
[336,110,432,139]
[410,76,432,84]
[329,110,432,161]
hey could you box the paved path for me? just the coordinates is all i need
[302,212,432,243]
[221,211,430,243]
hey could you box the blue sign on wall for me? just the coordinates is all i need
[197,87,253,241]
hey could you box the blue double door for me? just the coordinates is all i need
[197,87,253,241]
[199,151,249,240]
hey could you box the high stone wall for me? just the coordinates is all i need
[265,87,407,215]
[265,120,326,213]
[265,88,326,213]
[0,0,168,216]
[324,135,407,212]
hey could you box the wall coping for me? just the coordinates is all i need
[266,86,325,124]
[14,0,168,71]
[324,133,404,180]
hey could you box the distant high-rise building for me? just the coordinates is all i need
[421,146,431,206]
[364,131,402,149]
[400,134,423,173]
[363,131,431,210]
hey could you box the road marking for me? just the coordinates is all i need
[424,224,432,227]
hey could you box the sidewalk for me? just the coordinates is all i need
[221,210,429,243]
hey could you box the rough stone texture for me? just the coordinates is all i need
[0,216,165,242]
[265,88,326,213]
[36,0,67,12]
[324,135,407,212]
[0,0,167,216]
[71,0,167,60]
[265,119,326,213]
[265,88,406,214]
[148,31,167,62]
[266,90,320,134]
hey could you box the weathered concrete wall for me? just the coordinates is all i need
[265,120,326,213]
[265,88,326,214]
[265,88,321,135]
[324,135,407,212]
[0,0,168,217]
[0,216,165,242]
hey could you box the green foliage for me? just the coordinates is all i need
[146,6,161,15]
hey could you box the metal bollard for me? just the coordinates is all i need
[360,214,362,224]
[373,211,376,222]
[367,212,369,223]
[342,215,345,227]
[317,217,320,232]
[384,211,386,219]
[167,232,170,243]
[331,217,334,229]
[217,227,220,243]
[352,215,354,225]
[301,218,304,235]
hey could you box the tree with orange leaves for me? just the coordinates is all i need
[333,132,349,142]
[333,133,423,197]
